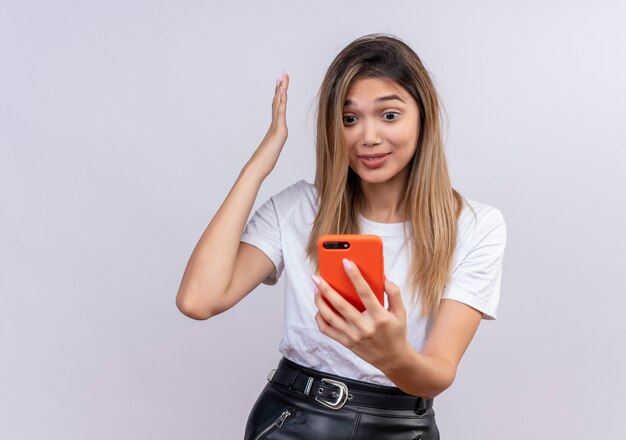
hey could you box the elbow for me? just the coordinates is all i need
[175,290,220,321]
[422,366,456,400]
[177,304,210,321]
[422,380,453,400]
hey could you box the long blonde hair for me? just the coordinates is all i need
[305,33,466,319]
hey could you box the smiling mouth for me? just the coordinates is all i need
[359,153,390,161]
[358,153,391,169]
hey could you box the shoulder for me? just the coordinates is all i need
[266,179,318,220]
[270,179,317,207]
[456,197,507,247]
[442,198,507,320]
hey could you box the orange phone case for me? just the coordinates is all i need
[317,234,385,313]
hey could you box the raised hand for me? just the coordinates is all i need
[247,71,290,178]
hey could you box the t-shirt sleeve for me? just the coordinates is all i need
[239,195,284,286]
[441,206,507,320]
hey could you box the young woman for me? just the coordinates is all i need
[176,33,507,439]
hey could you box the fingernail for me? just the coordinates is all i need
[385,272,393,283]
[314,286,320,295]
[276,78,280,85]
[342,258,353,271]
[311,274,321,286]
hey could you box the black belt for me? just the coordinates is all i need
[267,357,434,413]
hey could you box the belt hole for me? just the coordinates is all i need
[348,393,353,400]
[318,387,324,393]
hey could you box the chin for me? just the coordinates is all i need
[353,170,395,185]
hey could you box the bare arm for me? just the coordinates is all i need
[381,299,482,399]
[176,72,290,320]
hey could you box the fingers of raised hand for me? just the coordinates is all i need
[271,71,288,125]
[272,78,281,117]
[277,72,288,116]
[273,72,288,97]
[281,71,289,90]
[277,70,289,93]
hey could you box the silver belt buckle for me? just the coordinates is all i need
[315,378,349,410]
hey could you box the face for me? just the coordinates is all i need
[342,77,420,187]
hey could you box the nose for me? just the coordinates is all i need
[361,120,381,147]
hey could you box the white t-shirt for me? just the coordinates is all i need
[240,179,507,386]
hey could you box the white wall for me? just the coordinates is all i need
[1,1,624,438]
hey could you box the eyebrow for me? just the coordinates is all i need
[344,95,405,106]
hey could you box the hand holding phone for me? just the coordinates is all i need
[317,234,385,313]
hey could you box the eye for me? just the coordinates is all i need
[342,115,357,125]
[383,112,400,121]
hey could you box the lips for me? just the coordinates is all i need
[358,153,390,169]
[359,153,390,159]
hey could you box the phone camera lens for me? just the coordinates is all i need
[323,241,350,250]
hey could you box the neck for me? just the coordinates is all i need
[358,173,408,223]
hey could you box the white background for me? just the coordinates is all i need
[1,1,625,439]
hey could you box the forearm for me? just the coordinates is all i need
[175,162,266,317]
[380,342,456,400]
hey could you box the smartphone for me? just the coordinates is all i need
[317,234,385,313]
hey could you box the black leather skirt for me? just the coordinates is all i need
[244,357,440,440]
